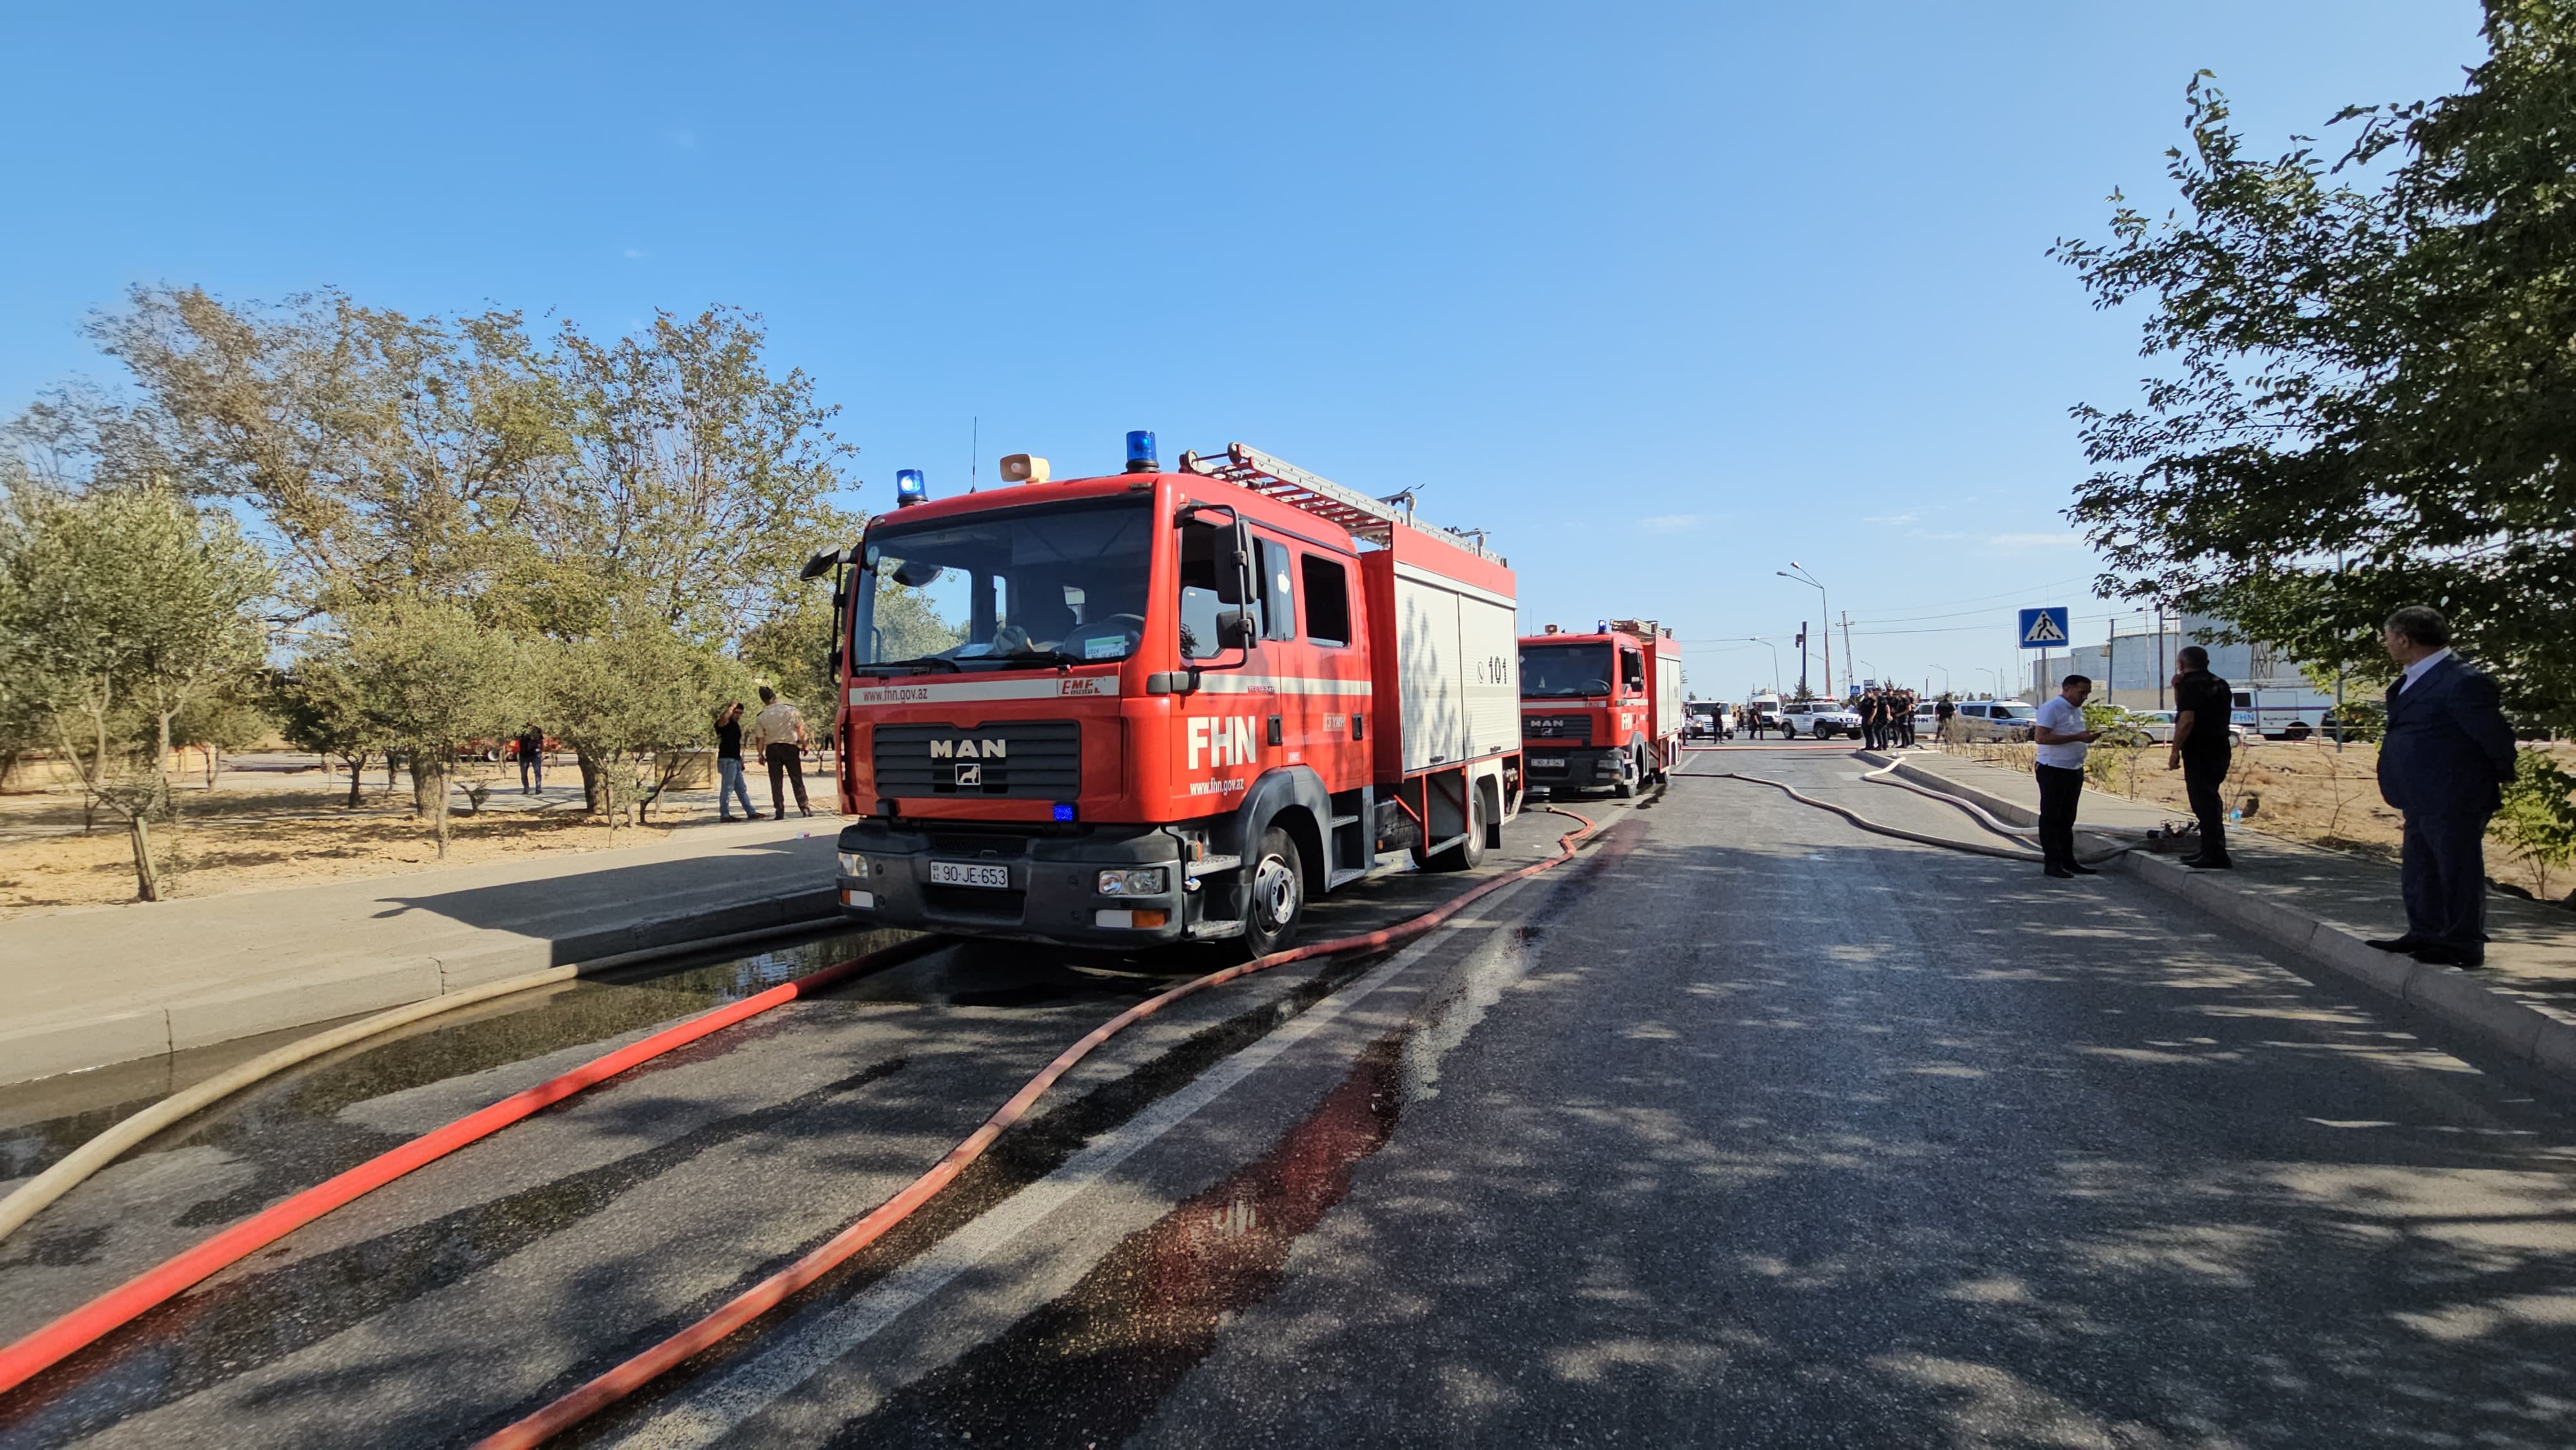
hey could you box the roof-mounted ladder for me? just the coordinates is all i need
[1175,442,1493,556]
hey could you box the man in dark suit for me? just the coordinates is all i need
[2367,606,2518,968]
[2166,646,2234,868]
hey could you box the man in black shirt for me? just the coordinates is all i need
[2166,646,2235,868]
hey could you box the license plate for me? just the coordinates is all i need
[1531,757,1566,768]
[929,860,1011,890]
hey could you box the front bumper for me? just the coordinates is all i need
[833,819,1191,946]
[1520,744,1624,789]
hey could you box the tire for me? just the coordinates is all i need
[1426,784,1486,870]
[1780,723,1797,740]
[1611,749,1637,799]
[1240,825,1305,956]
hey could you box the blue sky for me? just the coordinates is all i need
[1,1,2488,697]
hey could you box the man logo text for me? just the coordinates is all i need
[1187,717,1261,770]
[929,739,1007,760]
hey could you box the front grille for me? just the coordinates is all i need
[1522,714,1591,741]
[874,720,1079,798]
[927,833,1031,857]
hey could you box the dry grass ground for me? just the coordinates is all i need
[1941,737,2576,903]
[0,757,828,918]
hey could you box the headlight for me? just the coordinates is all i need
[1097,867,1170,896]
[838,852,869,878]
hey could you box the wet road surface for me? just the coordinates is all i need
[9,751,2576,1446]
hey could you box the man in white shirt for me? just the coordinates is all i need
[2031,673,2103,880]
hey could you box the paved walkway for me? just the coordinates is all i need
[0,813,844,1084]
[1887,748,2576,1026]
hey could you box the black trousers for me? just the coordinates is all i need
[2401,809,2491,953]
[2034,763,2085,870]
[765,742,809,815]
[2182,749,2230,861]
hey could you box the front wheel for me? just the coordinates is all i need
[1240,825,1305,957]
[1611,749,1638,799]
[1779,723,1797,740]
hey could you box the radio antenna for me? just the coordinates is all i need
[969,416,979,493]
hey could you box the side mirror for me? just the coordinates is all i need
[1217,609,1256,651]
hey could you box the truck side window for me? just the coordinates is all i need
[1300,554,1351,647]
[1256,538,1296,642]
[1621,650,1645,695]
[1177,519,1249,660]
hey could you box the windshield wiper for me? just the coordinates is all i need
[997,648,1091,670]
[864,655,965,673]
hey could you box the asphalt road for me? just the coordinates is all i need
[7,748,2575,1447]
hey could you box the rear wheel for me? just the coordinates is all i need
[1426,783,1486,870]
[1241,826,1304,957]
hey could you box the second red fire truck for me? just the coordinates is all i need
[1517,619,1685,798]
[821,435,1522,957]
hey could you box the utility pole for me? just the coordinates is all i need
[1797,623,1810,697]
[2155,605,2168,711]
[1839,612,1855,696]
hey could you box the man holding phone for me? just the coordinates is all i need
[2032,674,2104,880]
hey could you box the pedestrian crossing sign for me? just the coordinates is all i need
[2018,607,2069,648]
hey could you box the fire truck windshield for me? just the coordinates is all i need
[1519,642,1615,699]
[854,499,1155,670]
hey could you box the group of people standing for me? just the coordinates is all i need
[2029,606,2515,971]
[715,685,815,822]
[1857,687,1918,751]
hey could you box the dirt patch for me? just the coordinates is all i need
[0,758,836,918]
[1940,738,2576,903]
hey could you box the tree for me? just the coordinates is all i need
[269,654,379,807]
[542,621,751,840]
[343,601,528,857]
[2056,3,2576,733]
[90,286,565,616]
[170,688,272,789]
[531,307,862,648]
[0,485,271,899]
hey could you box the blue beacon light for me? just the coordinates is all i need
[1052,803,1077,822]
[895,469,927,507]
[1124,430,1158,473]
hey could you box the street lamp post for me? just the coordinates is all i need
[1932,664,1951,695]
[1747,637,1781,693]
[1779,563,1832,698]
[1976,666,1999,698]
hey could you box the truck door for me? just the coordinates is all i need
[1619,646,1647,748]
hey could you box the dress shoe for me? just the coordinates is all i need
[2363,935,2429,954]
[2043,867,2076,879]
[2409,944,2485,968]
[800,807,813,818]
[2181,855,2233,869]
[2067,863,2101,876]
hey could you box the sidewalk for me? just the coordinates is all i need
[0,814,844,1086]
[1870,749,2576,1079]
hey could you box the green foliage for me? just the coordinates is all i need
[525,307,862,647]
[542,620,752,833]
[2493,749,2576,899]
[2057,5,2576,733]
[0,482,271,898]
[267,654,380,805]
[343,600,530,855]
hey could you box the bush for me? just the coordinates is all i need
[2493,750,2576,901]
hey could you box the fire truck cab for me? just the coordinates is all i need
[825,437,1522,957]
[1517,619,1684,798]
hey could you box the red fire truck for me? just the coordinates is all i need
[818,435,1522,956]
[1517,619,1684,798]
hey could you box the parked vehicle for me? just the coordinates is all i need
[1950,699,2036,742]
[1520,618,1685,798]
[2128,710,2248,747]
[1779,699,1861,740]
[827,437,1521,957]
[1745,692,1785,731]
[1685,702,1732,739]
[1913,702,1940,739]
[2230,685,2331,740]
[2320,704,2382,743]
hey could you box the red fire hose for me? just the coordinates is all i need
[0,936,945,1396]
[477,805,1596,1447]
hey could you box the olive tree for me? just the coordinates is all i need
[0,485,270,899]
[544,621,750,840]
[343,601,528,856]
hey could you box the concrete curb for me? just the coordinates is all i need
[0,887,842,1086]
[1871,754,2576,1087]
